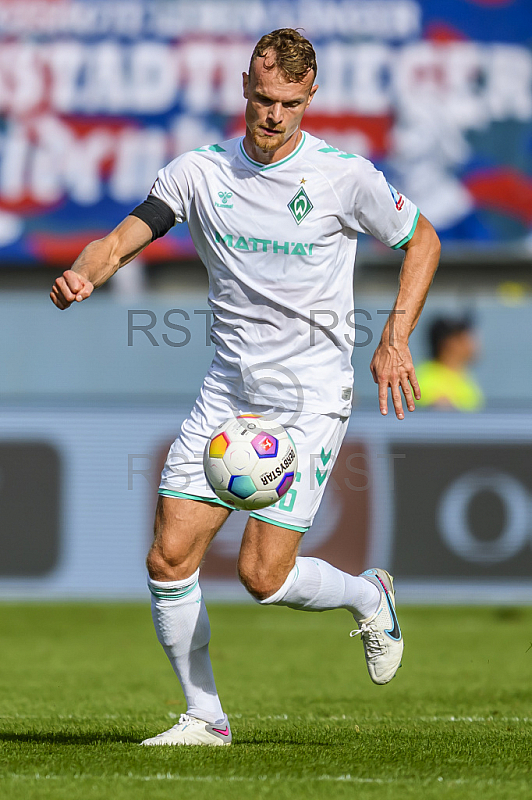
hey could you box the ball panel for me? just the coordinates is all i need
[228,474,257,499]
[223,444,258,473]
[236,488,280,510]
[276,471,295,498]
[214,489,240,507]
[209,431,230,458]
[251,441,297,492]
[203,457,231,490]
[251,433,279,458]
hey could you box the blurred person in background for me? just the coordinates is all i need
[416,315,483,411]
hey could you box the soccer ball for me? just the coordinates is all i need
[203,415,298,510]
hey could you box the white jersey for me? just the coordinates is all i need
[151,132,419,415]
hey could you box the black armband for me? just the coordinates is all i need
[129,195,176,241]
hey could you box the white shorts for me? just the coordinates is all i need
[159,382,349,532]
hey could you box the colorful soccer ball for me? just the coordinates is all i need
[203,415,298,511]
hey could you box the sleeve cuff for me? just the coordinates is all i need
[391,208,420,250]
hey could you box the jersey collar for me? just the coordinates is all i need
[238,132,306,171]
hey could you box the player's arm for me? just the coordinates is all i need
[50,215,153,310]
[370,213,441,419]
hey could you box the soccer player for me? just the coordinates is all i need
[51,29,441,746]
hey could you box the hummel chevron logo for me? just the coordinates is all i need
[320,447,332,465]
[318,146,358,160]
[315,468,327,486]
[194,143,226,152]
[315,447,332,486]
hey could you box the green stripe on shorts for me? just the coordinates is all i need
[249,512,309,533]
[158,489,236,510]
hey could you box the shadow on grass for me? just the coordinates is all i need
[0,731,142,745]
[0,729,349,748]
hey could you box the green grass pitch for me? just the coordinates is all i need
[0,603,531,799]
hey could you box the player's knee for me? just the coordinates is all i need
[146,543,196,581]
[237,562,283,602]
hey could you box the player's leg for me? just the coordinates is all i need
[237,515,380,617]
[142,497,232,747]
[147,493,227,581]
[238,412,377,613]
[142,383,244,745]
[240,410,403,685]
[238,517,402,685]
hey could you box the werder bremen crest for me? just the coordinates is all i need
[288,186,313,225]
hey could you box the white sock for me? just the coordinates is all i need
[259,557,380,621]
[148,570,224,724]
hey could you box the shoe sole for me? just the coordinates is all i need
[141,737,231,746]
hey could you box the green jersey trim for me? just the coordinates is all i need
[391,208,420,250]
[194,143,226,153]
[239,133,306,171]
[158,489,236,510]
[248,512,309,533]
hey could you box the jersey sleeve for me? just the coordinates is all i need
[149,154,195,224]
[337,156,419,249]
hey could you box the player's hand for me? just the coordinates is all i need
[50,270,94,310]
[370,341,420,420]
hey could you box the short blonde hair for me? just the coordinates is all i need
[249,29,317,83]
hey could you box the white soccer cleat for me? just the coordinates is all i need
[140,713,232,746]
[350,568,404,685]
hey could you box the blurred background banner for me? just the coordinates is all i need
[1,408,531,602]
[0,0,531,264]
[1,0,532,603]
